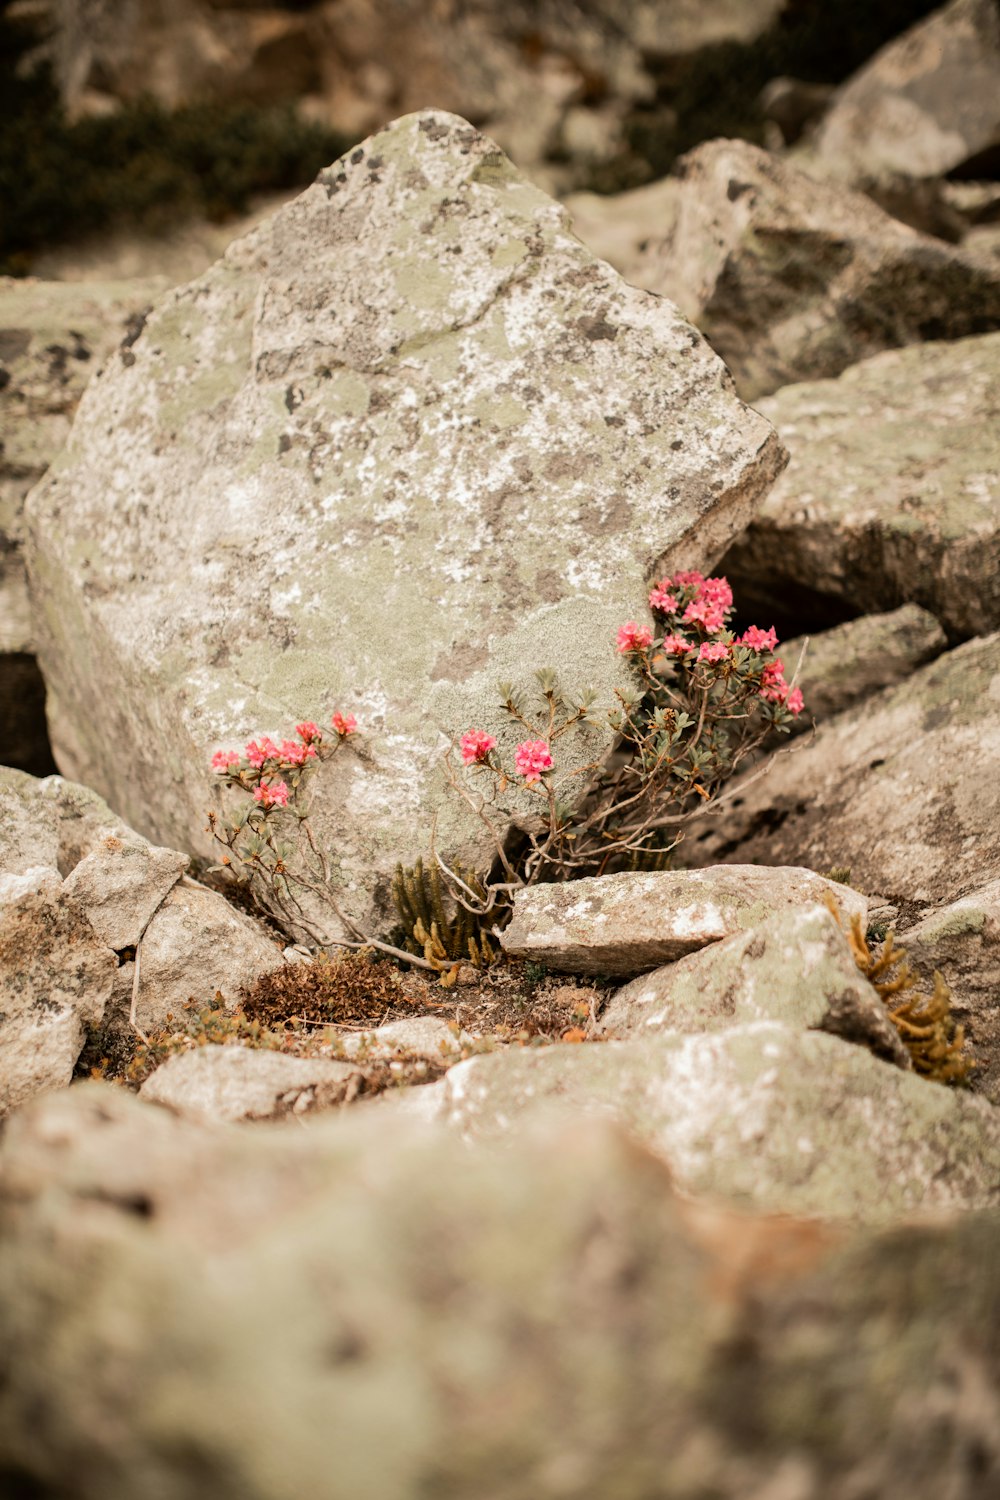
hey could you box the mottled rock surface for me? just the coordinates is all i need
[139,1044,361,1122]
[901,880,1000,1105]
[2,1083,999,1500]
[722,333,1000,639]
[133,880,285,1032]
[564,178,681,286]
[501,866,866,977]
[779,607,947,728]
[684,635,1000,914]
[0,867,115,1114]
[813,0,1000,184]
[599,902,908,1067]
[0,767,144,879]
[62,837,188,950]
[637,139,1000,398]
[442,1023,1000,1222]
[25,111,784,938]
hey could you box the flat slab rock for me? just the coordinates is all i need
[24,110,784,938]
[4,1084,1000,1499]
[686,634,1000,914]
[599,901,908,1068]
[139,1044,361,1122]
[635,138,1000,399]
[722,332,1000,639]
[500,865,866,977]
[440,1022,1000,1224]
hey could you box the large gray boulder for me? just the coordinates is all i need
[813,0,1000,185]
[722,332,1000,639]
[684,634,1000,915]
[636,138,1000,398]
[25,111,785,939]
[441,1023,1000,1223]
[2,1083,999,1500]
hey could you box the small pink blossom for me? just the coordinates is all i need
[786,687,805,716]
[682,598,726,634]
[295,721,320,743]
[331,712,357,737]
[739,625,779,653]
[253,780,289,809]
[616,621,653,653]
[514,739,553,785]
[460,729,497,765]
[648,586,679,614]
[671,570,705,589]
[278,739,316,767]
[244,740,268,769]
[759,659,790,704]
[211,749,240,773]
[661,633,693,656]
[697,576,733,613]
[698,640,730,664]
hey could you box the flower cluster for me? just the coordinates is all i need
[514,739,554,785]
[210,711,358,819]
[460,729,497,766]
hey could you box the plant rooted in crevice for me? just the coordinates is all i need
[391,857,507,972]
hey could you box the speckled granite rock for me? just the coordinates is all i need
[0,766,146,878]
[599,902,908,1067]
[636,139,1000,399]
[139,1044,361,1122]
[62,837,188,951]
[441,1023,1000,1222]
[0,866,115,1114]
[900,880,1000,1105]
[683,635,1000,914]
[2,1083,999,1499]
[721,333,1000,639]
[501,866,866,977]
[24,110,785,941]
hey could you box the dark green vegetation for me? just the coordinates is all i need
[595,0,945,191]
[0,12,352,275]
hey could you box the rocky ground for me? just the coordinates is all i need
[2,3,1000,1495]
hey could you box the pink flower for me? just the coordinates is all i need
[514,739,553,785]
[616,621,653,653]
[295,721,320,743]
[661,633,693,656]
[278,739,316,767]
[671,570,705,589]
[253,780,289,809]
[244,740,268,769]
[682,598,726,634]
[739,625,779,653]
[786,687,805,716]
[648,586,679,614]
[460,729,497,765]
[697,576,733,613]
[759,659,790,704]
[331,712,357,737]
[698,640,730,664]
[211,749,240,773]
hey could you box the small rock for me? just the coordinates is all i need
[899,880,1000,1105]
[778,607,947,728]
[599,902,909,1068]
[335,1016,459,1057]
[139,1045,361,1123]
[501,866,866,978]
[134,879,286,1032]
[0,866,115,1114]
[62,837,188,951]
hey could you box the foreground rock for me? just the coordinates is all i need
[722,332,1000,639]
[813,0,1000,186]
[901,881,1000,1105]
[139,1045,361,1122]
[442,1024,999,1222]
[501,866,866,977]
[0,868,115,1114]
[637,139,1000,398]
[779,606,947,728]
[1,1084,999,1499]
[599,902,908,1067]
[685,635,1000,916]
[25,111,785,938]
